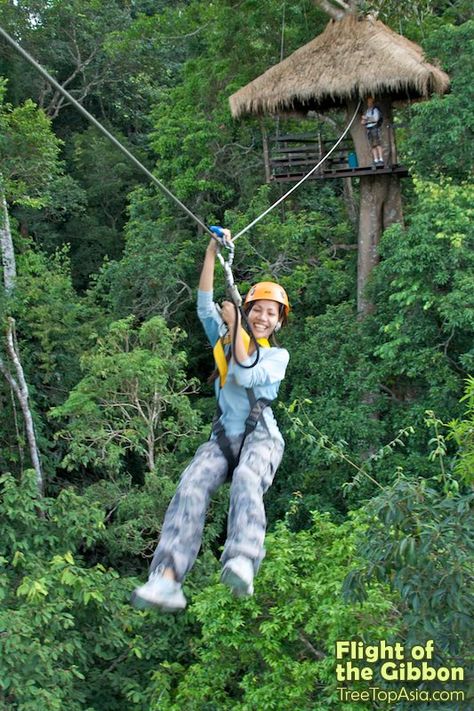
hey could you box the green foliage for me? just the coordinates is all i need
[148,513,397,710]
[0,0,169,288]
[0,469,196,711]
[0,85,62,205]
[0,241,101,476]
[371,178,474,395]
[344,477,473,663]
[0,81,92,477]
[81,472,180,566]
[404,20,474,182]
[51,315,202,474]
[13,246,99,396]
[91,188,200,322]
[283,396,416,494]
[0,0,143,125]
[359,0,472,35]
[267,302,386,522]
[343,387,474,671]
[446,376,474,484]
[90,0,332,318]
[0,2,473,708]
[19,127,146,289]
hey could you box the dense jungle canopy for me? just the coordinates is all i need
[0,1,473,709]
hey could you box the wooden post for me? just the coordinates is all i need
[260,119,272,184]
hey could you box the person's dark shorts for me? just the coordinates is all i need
[367,126,381,148]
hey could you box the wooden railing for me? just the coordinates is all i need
[268,133,355,179]
[265,129,407,182]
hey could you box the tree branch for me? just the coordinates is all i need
[298,631,326,660]
[9,381,25,471]
[328,242,358,256]
[5,319,44,496]
[312,0,347,20]
[331,0,351,11]
[0,354,20,398]
[45,43,101,117]
[0,189,16,294]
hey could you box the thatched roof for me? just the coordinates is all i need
[229,15,450,117]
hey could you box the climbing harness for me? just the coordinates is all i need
[212,388,273,475]
[212,329,270,387]
[212,370,274,476]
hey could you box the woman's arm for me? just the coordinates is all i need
[197,230,232,346]
[221,300,246,360]
[199,238,218,292]
[198,229,232,292]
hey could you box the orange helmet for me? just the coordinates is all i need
[244,281,290,318]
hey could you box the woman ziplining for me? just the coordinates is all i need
[0,28,360,610]
[131,229,290,611]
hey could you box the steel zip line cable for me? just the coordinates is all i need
[0,25,360,250]
[233,99,361,241]
[0,25,215,239]
[1,27,363,378]
[1,25,362,376]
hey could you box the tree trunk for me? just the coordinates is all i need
[357,174,403,314]
[347,98,404,315]
[1,190,16,294]
[342,177,358,228]
[147,431,155,473]
[3,319,44,496]
[0,190,44,496]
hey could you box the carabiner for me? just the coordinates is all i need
[209,225,235,266]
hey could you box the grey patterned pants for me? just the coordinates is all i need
[150,427,284,582]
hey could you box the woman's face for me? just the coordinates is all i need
[247,299,281,339]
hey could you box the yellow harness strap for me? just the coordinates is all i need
[213,329,270,386]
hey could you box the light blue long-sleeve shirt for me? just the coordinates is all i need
[197,289,289,441]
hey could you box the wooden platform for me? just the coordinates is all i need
[266,131,409,182]
[271,164,409,182]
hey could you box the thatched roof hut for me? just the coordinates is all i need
[229,14,450,118]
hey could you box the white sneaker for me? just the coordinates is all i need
[221,556,254,597]
[131,568,187,612]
